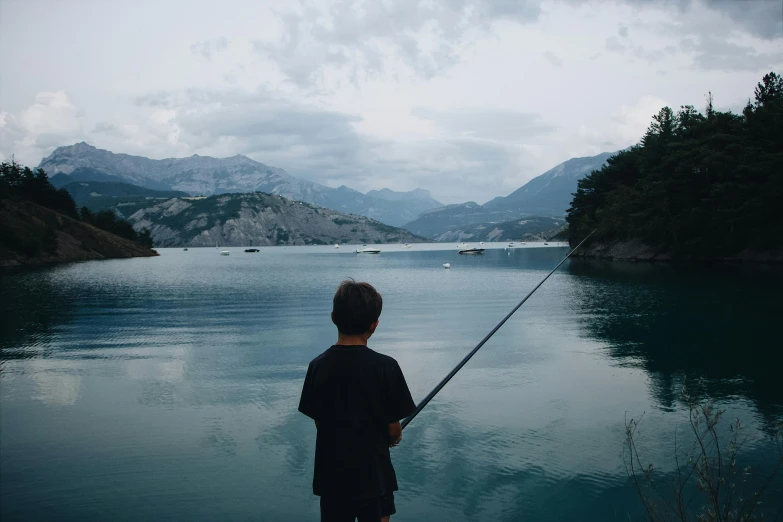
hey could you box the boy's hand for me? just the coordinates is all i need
[388,421,402,448]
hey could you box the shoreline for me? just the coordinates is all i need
[572,240,783,264]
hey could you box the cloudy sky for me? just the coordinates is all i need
[1,0,781,203]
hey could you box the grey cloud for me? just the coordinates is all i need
[178,93,361,149]
[34,132,81,150]
[605,37,626,53]
[597,0,780,70]
[254,0,542,88]
[696,0,781,40]
[190,37,228,60]
[543,50,563,67]
[621,0,781,40]
[129,87,537,202]
[412,107,556,140]
[92,122,124,138]
[162,88,376,182]
[366,137,527,202]
[680,38,697,52]
[135,91,180,108]
[631,46,665,64]
[692,35,782,71]
[605,36,663,65]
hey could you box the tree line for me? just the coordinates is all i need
[567,72,783,258]
[0,160,153,249]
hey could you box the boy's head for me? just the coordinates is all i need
[332,280,383,336]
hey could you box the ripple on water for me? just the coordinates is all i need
[1,248,782,521]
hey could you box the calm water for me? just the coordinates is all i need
[2,244,782,521]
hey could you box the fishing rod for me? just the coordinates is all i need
[401,230,596,430]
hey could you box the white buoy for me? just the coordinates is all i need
[443,263,451,269]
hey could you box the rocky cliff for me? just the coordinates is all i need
[128,192,425,248]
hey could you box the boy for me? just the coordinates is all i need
[299,280,417,522]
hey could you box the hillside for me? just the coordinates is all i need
[567,72,783,261]
[402,151,613,239]
[128,192,426,248]
[1,199,157,268]
[49,166,170,189]
[483,152,615,216]
[39,143,441,226]
[61,180,188,215]
[403,202,488,238]
[424,216,565,242]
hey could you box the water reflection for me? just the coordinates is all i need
[0,268,71,360]
[1,249,781,521]
[567,259,783,426]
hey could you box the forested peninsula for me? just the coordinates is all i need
[1,161,157,268]
[567,72,783,262]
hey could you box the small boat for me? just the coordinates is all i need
[443,263,451,269]
[244,248,260,253]
[220,250,230,256]
[404,243,411,248]
[334,244,339,249]
[183,248,188,251]
[355,247,381,254]
[508,242,514,247]
[479,242,484,245]
[544,243,549,245]
[459,248,485,255]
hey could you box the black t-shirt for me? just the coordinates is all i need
[298,345,416,499]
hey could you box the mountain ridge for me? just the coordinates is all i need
[38,143,442,226]
[127,192,426,248]
[403,151,615,239]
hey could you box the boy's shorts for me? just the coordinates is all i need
[320,492,396,521]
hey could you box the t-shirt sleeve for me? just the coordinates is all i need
[384,360,417,423]
[298,362,319,420]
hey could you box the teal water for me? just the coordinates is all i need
[1,245,782,521]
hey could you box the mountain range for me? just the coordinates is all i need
[402,152,614,239]
[38,143,617,240]
[38,143,441,227]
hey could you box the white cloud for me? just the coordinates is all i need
[0,91,86,164]
[609,95,670,145]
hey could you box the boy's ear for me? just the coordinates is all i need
[368,320,379,334]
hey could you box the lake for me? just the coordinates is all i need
[2,244,782,521]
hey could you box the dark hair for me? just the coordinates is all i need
[332,279,383,335]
